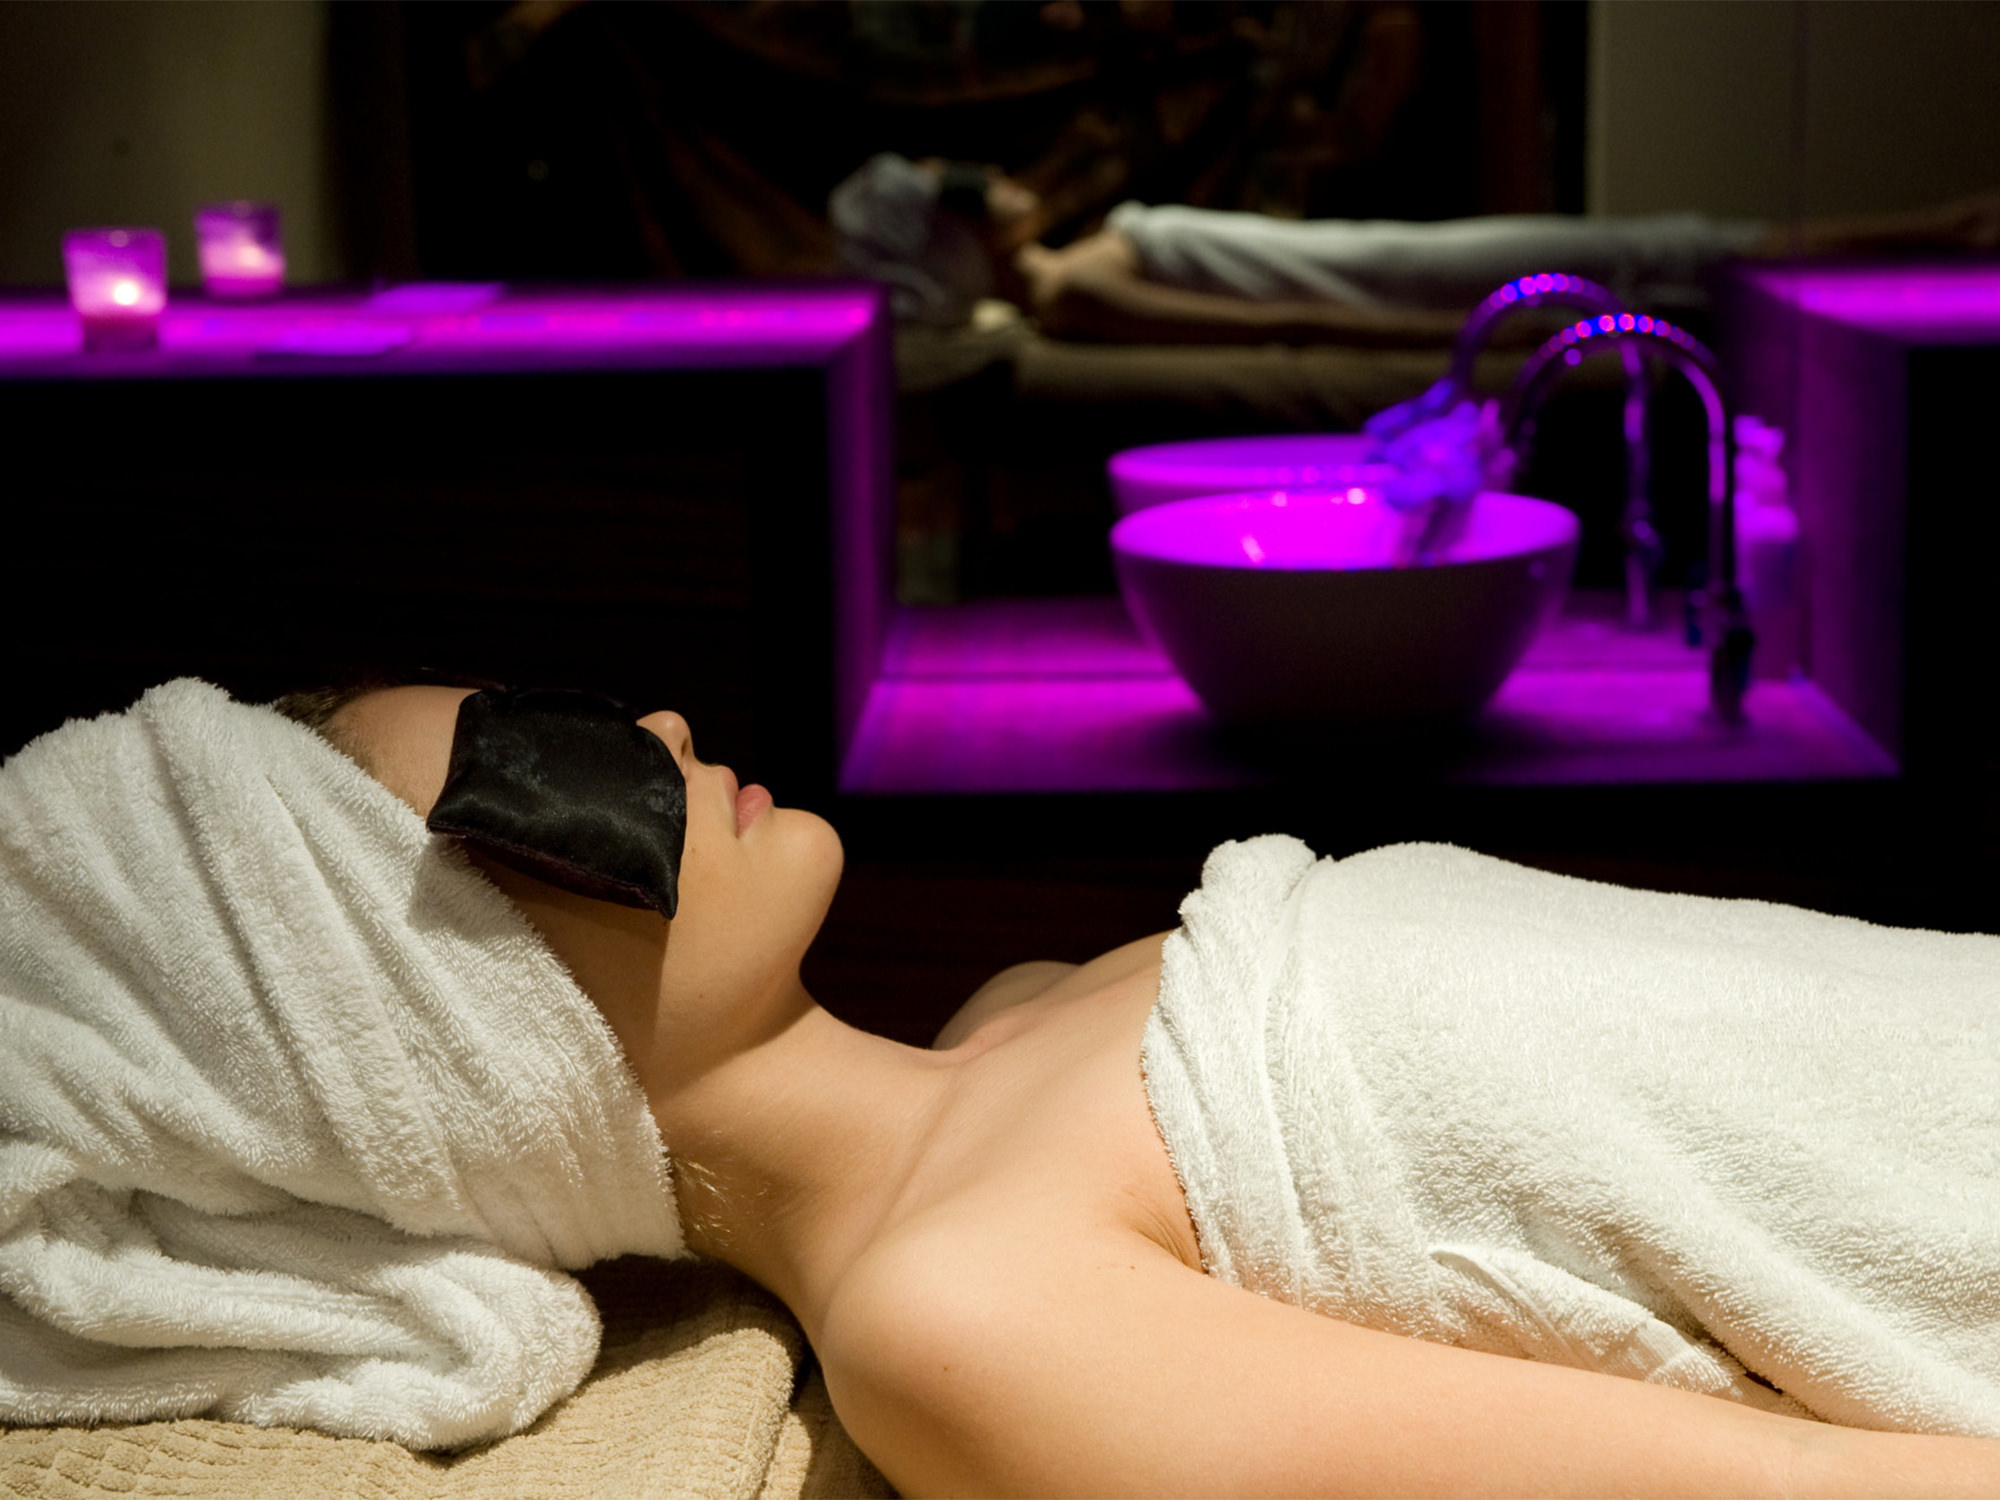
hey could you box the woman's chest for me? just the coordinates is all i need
[933,962,1202,1271]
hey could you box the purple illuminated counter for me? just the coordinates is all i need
[3,282,893,798]
[838,263,2000,798]
[0,282,884,370]
[11,268,1990,822]
[1723,263,2000,797]
[838,593,1893,793]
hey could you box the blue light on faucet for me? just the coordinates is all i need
[1365,272,1662,626]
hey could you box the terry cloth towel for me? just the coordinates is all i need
[0,1260,895,1500]
[0,680,684,1449]
[830,152,993,327]
[1142,837,2000,1435]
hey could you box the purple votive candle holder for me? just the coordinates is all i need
[63,227,167,352]
[195,201,284,298]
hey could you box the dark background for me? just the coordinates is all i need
[12,0,1993,1044]
[343,1,1586,285]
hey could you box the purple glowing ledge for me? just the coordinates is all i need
[1738,263,2000,339]
[0,282,885,374]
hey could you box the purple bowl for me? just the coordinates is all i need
[1112,488,1580,726]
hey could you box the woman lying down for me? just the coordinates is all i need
[2,678,1996,1496]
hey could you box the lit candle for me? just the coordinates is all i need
[62,228,167,352]
[195,201,285,298]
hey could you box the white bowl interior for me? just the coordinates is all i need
[1111,487,1580,570]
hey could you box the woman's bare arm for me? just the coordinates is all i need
[825,1222,2000,1499]
[1015,230,1469,348]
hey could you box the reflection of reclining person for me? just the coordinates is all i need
[832,152,2000,345]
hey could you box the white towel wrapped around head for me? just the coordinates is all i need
[829,152,994,326]
[0,679,683,1448]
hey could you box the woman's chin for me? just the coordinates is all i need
[769,806,846,923]
[809,814,846,910]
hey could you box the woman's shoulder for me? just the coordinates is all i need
[931,931,1173,1052]
[929,959,1078,1051]
[816,1187,1194,1496]
[822,971,1193,1427]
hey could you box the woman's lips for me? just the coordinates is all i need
[734,782,772,835]
[715,763,771,835]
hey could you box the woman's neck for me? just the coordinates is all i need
[651,996,960,1335]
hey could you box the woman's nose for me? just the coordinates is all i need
[637,709,694,765]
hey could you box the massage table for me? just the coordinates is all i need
[0,1258,891,1498]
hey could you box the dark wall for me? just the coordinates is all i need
[5,362,836,798]
[386,0,1544,283]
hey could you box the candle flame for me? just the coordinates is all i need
[110,279,141,307]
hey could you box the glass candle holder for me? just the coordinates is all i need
[195,201,284,298]
[62,227,168,352]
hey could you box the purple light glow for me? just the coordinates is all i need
[414,292,876,351]
[1107,433,1391,515]
[881,597,1168,679]
[1487,270,1595,311]
[844,671,1251,793]
[1554,311,1689,349]
[1111,490,1581,726]
[1110,488,1577,571]
[1740,264,2000,337]
[2,278,896,796]
[365,282,504,315]
[845,263,1936,792]
[62,228,167,352]
[194,202,284,299]
[0,284,883,372]
[838,596,1895,793]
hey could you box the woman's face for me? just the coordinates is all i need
[335,686,843,1089]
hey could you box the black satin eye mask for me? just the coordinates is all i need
[426,688,687,919]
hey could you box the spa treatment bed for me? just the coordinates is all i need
[0,1258,891,1498]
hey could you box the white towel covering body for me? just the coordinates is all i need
[0,680,683,1448]
[1142,837,2000,1434]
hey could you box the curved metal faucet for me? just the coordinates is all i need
[1499,313,1755,724]
[1368,272,1661,626]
